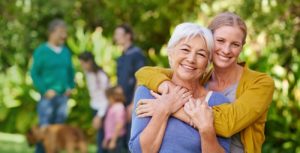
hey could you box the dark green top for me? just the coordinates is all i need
[30,43,75,95]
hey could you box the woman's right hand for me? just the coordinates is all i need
[184,98,214,133]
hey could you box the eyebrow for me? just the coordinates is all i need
[215,37,242,44]
[181,44,207,52]
[182,44,191,48]
[197,49,207,52]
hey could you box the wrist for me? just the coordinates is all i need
[155,103,171,117]
[198,124,215,134]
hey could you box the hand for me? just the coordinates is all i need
[184,98,214,132]
[92,116,102,129]
[45,89,56,99]
[64,89,72,97]
[108,140,117,150]
[157,85,192,115]
[136,99,157,117]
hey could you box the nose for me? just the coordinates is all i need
[186,52,196,63]
[221,44,231,55]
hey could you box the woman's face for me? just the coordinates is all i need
[212,26,244,69]
[169,36,209,82]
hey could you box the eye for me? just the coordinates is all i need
[216,39,224,43]
[181,48,189,53]
[196,51,207,57]
[233,43,241,47]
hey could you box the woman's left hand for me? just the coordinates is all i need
[136,98,157,117]
[184,98,214,132]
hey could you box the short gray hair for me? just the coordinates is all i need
[167,22,214,59]
[48,19,66,34]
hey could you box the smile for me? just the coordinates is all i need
[180,64,196,71]
[217,53,231,61]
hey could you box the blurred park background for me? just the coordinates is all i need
[0,0,299,152]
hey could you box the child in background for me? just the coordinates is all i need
[103,86,127,153]
[78,51,110,153]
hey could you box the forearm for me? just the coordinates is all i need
[199,127,225,153]
[172,108,191,124]
[140,109,169,153]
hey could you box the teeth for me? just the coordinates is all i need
[218,54,230,61]
[182,64,195,70]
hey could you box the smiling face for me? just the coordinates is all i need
[169,36,209,82]
[212,26,244,69]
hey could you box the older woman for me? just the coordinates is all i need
[135,12,274,153]
[129,23,230,153]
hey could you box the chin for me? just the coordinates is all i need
[177,73,200,82]
[214,60,236,69]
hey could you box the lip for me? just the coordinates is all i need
[216,53,231,61]
[180,64,197,71]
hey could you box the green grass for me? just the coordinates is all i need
[0,132,97,153]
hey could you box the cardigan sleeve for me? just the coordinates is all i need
[212,73,274,137]
[135,66,173,92]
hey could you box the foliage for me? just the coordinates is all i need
[0,0,299,152]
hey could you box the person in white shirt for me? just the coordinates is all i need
[79,51,110,153]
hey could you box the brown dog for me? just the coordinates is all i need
[26,124,87,153]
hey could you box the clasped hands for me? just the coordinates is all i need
[136,84,214,131]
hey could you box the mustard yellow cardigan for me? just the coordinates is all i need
[135,64,274,153]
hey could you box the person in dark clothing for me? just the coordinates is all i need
[113,24,146,152]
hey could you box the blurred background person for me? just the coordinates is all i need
[30,19,75,153]
[79,51,110,153]
[113,24,146,151]
[102,86,127,153]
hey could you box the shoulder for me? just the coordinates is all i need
[128,46,144,56]
[208,92,230,106]
[33,43,47,56]
[62,46,72,55]
[97,70,108,78]
[134,86,153,97]
[131,46,142,52]
[242,66,274,87]
[133,86,155,103]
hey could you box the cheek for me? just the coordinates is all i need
[233,48,242,57]
[196,58,209,69]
